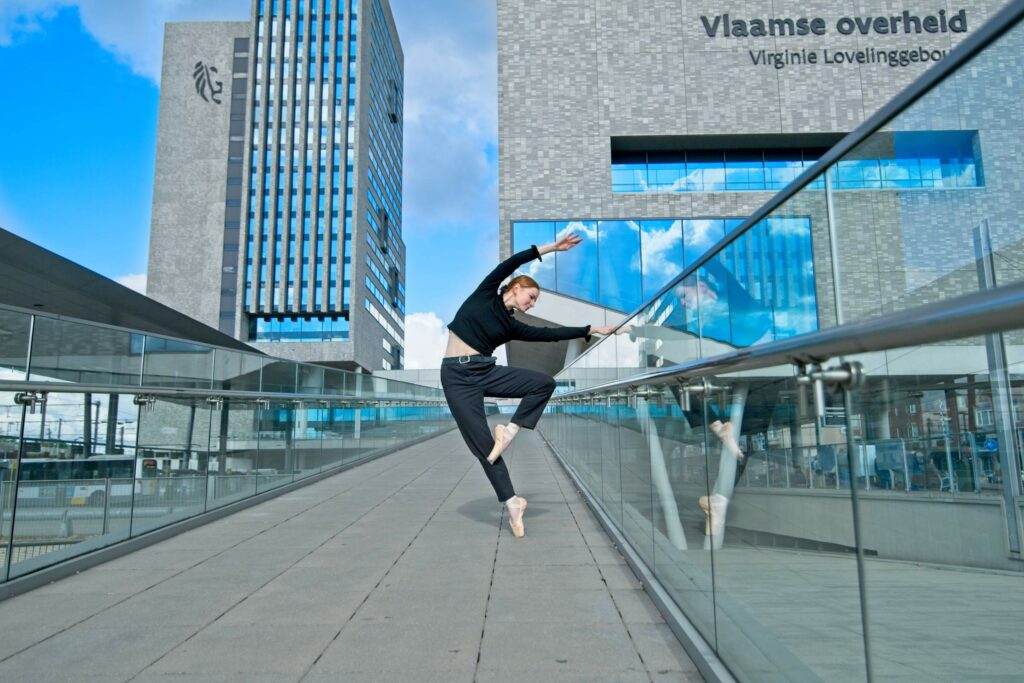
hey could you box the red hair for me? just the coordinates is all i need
[499,274,540,296]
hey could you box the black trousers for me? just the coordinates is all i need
[440,357,557,502]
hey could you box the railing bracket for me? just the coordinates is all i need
[795,361,865,419]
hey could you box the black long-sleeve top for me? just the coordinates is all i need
[447,246,592,356]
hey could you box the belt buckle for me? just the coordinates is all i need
[459,355,471,364]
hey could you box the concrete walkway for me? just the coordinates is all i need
[0,425,702,682]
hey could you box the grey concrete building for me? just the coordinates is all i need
[496,0,1013,376]
[149,0,405,373]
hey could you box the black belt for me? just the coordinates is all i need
[441,354,494,365]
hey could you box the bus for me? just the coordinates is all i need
[0,455,171,507]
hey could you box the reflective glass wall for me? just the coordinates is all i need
[512,217,818,337]
[0,307,452,582]
[544,9,1024,681]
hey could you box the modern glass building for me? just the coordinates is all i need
[148,0,404,372]
[498,1,1024,680]
[497,0,1004,376]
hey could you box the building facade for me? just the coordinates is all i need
[149,0,405,372]
[497,0,1010,375]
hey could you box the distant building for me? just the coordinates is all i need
[149,0,405,372]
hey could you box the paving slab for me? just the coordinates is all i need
[0,426,701,682]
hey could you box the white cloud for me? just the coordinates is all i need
[0,1,248,82]
[402,311,448,369]
[393,0,497,235]
[115,272,147,294]
[0,1,61,45]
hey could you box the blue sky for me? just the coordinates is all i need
[0,0,498,367]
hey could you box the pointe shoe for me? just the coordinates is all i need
[506,496,526,538]
[698,494,729,536]
[711,421,745,461]
[487,424,512,464]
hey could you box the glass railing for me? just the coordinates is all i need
[543,3,1024,681]
[0,305,454,583]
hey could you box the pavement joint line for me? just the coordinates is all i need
[0,442,445,671]
[472,485,505,683]
[297,451,478,681]
[134,449,468,683]
[538,431,658,683]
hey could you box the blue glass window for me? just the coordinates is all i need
[764,149,805,190]
[639,220,683,301]
[646,152,684,191]
[597,220,641,312]
[511,221,556,291]
[612,132,981,194]
[682,219,728,268]
[685,151,726,192]
[554,221,598,303]
[249,315,349,342]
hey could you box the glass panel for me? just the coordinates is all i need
[205,398,258,509]
[650,381,717,649]
[212,349,264,391]
[647,152,685,191]
[141,337,214,389]
[8,391,137,578]
[639,219,683,301]
[256,400,298,491]
[708,367,867,681]
[724,150,765,191]
[764,149,804,191]
[298,364,325,395]
[685,151,726,192]
[763,217,818,340]
[599,393,624,526]
[597,220,642,313]
[682,219,726,268]
[619,391,654,567]
[131,397,208,536]
[512,221,556,291]
[289,401,324,479]
[611,162,646,192]
[554,221,598,302]
[323,368,349,396]
[0,309,31,381]
[846,333,1024,680]
[28,318,142,385]
[261,360,297,393]
[624,273,701,372]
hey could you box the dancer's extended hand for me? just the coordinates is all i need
[540,233,582,255]
[590,325,616,335]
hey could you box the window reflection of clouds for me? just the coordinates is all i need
[512,215,817,345]
[598,220,642,312]
[640,220,683,301]
[683,219,726,267]
[555,221,599,303]
[512,221,556,290]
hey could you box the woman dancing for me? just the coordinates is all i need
[441,233,614,538]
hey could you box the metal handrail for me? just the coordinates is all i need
[555,279,1024,396]
[0,383,448,405]
[562,0,1024,371]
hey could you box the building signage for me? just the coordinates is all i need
[192,61,224,104]
[699,9,969,69]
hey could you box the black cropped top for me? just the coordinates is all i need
[447,246,592,356]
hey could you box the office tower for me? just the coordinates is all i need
[149,0,405,371]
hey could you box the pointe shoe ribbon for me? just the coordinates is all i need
[486,424,514,464]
